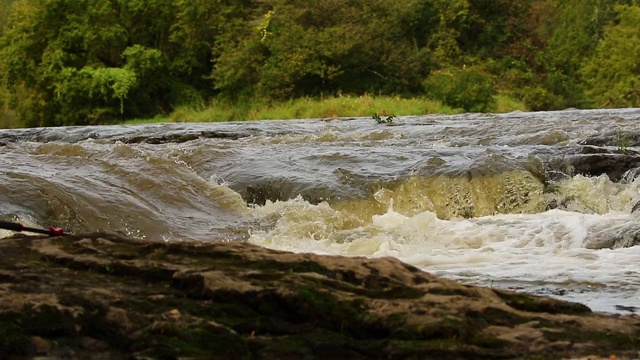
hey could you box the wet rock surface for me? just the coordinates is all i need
[566,153,640,182]
[542,146,640,183]
[0,233,638,359]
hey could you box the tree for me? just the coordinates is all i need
[541,0,622,108]
[424,65,497,112]
[212,0,437,101]
[0,0,19,127]
[581,4,640,108]
[485,0,562,111]
[0,0,223,126]
[0,0,17,35]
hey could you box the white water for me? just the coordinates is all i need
[247,176,640,314]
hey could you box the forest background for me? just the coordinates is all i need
[1,0,639,128]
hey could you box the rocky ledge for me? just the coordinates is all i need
[0,233,638,359]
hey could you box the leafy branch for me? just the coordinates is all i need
[372,113,395,124]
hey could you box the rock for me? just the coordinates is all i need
[30,336,52,354]
[123,131,248,144]
[564,153,640,182]
[0,232,638,359]
[584,222,640,249]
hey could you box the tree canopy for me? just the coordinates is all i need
[0,0,638,127]
[581,4,640,108]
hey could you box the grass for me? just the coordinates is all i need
[0,94,528,127]
[0,108,18,129]
[121,94,528,125]
[495,94,528,113]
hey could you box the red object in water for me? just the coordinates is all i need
[48,227,65,236]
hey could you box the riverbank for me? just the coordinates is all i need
[122,94,528,125]
[0,232,638,359]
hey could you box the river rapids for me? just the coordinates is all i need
[2,108,640,314]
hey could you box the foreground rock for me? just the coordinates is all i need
[0,233,638,359]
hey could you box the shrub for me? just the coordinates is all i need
[423,66,497,113]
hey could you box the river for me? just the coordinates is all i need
[1,108,640,314]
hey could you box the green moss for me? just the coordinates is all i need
[145,324,251,358]
[465,306,528,327]
[495,291,591,315]
[469,335,511,349]
[258,334,311,354]
[296,287,371,335]
[256,329,359,359]
[87,259,176,281]
[298,288,360,319]
[427,286,479,298]
[384,312,478,342]
[372,286,425,300]
[542,329,640,350]
[250,259,329,275]
[385,338,478,359]
[384,336,513,359]
[0,319,29,355]
[415,318,470,340]
[118,293,262,335]
[24,304,76,336]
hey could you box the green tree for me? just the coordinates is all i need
[0,0,18,127]
[4,0,640,127]
[213,0,437,101]
[0,0,132,125]
[581,4,640,108]
[541,0,622,108]
[169,0,231,103]
[0,0,17,35]
[424,65,497,112]
[0,0,222,126]
[425,0,468,65]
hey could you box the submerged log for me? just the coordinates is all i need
[0,233,638,359]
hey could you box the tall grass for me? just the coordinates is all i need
[246,95,456,120]
[0,108,18,129]
[495,94,529,113]
[124,94,527,124]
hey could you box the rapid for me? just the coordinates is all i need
[1,108,640,314]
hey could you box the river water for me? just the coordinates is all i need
[2,108,640,314]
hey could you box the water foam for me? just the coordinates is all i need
[247,175,640,313]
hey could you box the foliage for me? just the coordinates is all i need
[541,0,622,108]
[0,0,17,36]
[161,95,461,123]
[0,0,639,126]
[615,132,632,152]
[51,67,137,125]
[581,4,640,108]
[492,59,562,111]
[372,113,395,124]
[424,65,497,112]
[0,0,220,126]
[212,0,436,101]
[154,94,524,124]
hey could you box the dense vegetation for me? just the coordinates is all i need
[0,0,639,127]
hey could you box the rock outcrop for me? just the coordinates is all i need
[556,147,640,182]
[584,222,640,249]
[0,233,638,359]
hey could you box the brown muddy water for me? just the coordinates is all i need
[2,108,640,314]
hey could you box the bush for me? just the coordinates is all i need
[520,85,563,111]
[423,66,497,113]
[51,67,138,125]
